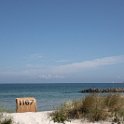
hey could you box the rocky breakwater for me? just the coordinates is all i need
[81,88,124,93]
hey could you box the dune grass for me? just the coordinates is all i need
[0,113,13,124]
[0,105,13,124]
[50,93,124,124]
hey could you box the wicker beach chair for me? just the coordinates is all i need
[16,97,37,113]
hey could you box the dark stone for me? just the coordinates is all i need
[80,88,124,93]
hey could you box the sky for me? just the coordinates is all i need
[0,0,124,83]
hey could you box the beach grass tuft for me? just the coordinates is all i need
[51,93,124,123]
[0,105,13,124]
[0,113,13,124]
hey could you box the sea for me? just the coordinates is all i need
[0,83,124,112]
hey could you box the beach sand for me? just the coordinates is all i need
[3,111,112,124]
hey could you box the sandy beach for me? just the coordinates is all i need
[2,111,112,124]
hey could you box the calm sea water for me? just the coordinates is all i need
[0,83,124,112]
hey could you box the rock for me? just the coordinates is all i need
[80,88,124,93]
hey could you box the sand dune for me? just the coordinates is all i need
[4,111,112,124]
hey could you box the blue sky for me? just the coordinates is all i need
[0,0,124,83]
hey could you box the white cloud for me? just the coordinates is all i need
[0,55,124,80]
[53,55,124,75]
[29,54,44,59]
[23,55,124,79]
[55,59,70,63]
[24,54,44,63]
